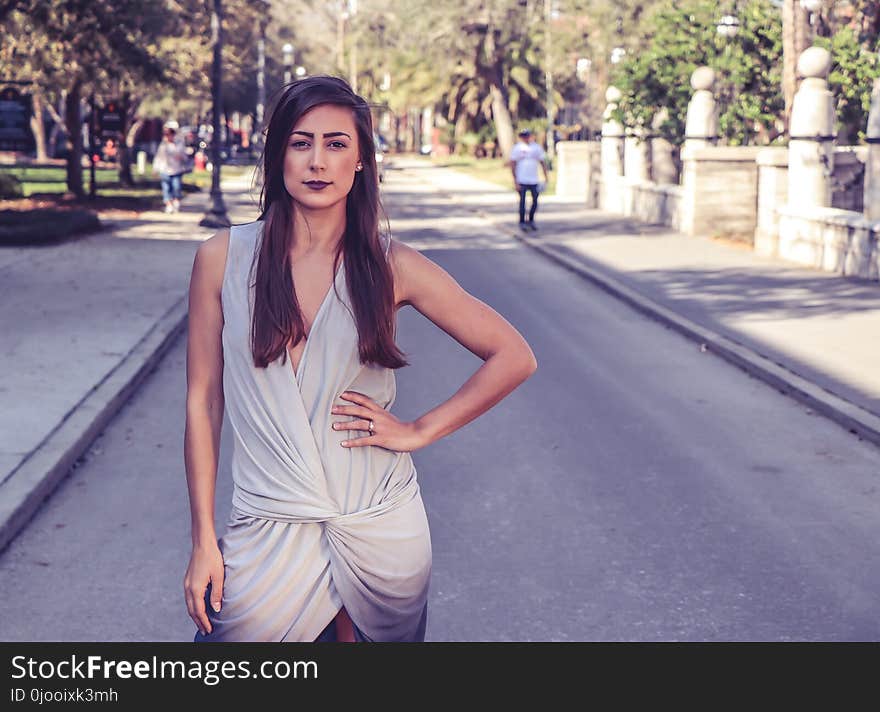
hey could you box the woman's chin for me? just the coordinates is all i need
[290,190,345,211]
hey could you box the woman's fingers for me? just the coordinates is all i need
[209,568,224,613]
[332,417,373,433]
[186,583,211,635]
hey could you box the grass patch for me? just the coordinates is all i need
[430,155,557,194]
[1,163,255,199]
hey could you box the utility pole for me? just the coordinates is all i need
[337,2,346,73]
[544,0,556,161]
[348,0,358,93]
[255,15,266,153]
[200,0,230,228]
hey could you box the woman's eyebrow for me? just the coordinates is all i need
[290,131,352,139]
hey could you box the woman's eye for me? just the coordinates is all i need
[290,141,309,148]
[329,141,347,148]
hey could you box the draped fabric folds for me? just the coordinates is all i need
[195,221,432,642]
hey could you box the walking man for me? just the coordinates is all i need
[509,128,549,231]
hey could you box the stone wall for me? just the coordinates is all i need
[755,146,868,257]
[680,145,762,241]
[777,205,879,280]
[832,147,867,213]
[622,180,682,229]
[555,140,601,205]
[754,147,789,256]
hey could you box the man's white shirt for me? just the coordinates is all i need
[510,140,545,184]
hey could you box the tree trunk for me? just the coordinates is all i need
[782,0,812,130]
[483,21,514,158]
[29,87,48,162]
[117,91,134,186]
[46,93,65,159]
[489,84,514,158]
[64,81,84,198]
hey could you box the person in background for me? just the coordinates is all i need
[153,123,188,214]
[509,128,549,232]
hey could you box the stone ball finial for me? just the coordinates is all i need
[605,86,622,104]
[691,67,715,91]
[797,46,832,79]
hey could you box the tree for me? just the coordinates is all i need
[1,0,168,196]
[815,25,880,143]
[782,0,811,130]
[611,0,783,147]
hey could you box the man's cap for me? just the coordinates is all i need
[518,128,531,137]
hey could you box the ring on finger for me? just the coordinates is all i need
[368,419,375,435]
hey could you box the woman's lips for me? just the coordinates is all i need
[304,181,331,191]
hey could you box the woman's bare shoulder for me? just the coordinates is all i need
[387,237,442,308]
[191,228,230,293]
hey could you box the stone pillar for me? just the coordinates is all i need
[555,140,592,201]
[684,67,718,152]
[651,108,678,185]
[681,67,718,235]
[788,46,835,209]
[624,128,650,182]
[600,86,625,212]
[865,77,880,221]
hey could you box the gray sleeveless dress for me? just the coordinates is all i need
[195,220,432,642]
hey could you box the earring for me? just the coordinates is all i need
[355,164,363,171]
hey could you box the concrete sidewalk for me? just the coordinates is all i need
[394,156,880,448]
[0,169,262,552]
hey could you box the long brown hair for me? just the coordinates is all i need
[251,75,407,370]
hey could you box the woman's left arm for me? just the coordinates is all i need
[334,239,537,452]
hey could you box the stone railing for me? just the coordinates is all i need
[776,206,879,279]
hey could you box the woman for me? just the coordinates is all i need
[153,125,188,213]
[183,76,537,642]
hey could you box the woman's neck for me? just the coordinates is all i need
[289,202,346,256]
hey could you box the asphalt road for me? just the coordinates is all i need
[1,165,879,641]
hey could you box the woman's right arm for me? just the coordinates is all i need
[183,228,229,636]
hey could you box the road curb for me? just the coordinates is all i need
[497,222,880,450]
[0,299,188,554]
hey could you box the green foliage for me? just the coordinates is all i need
[611,0,783,146]
[815,27,880,143]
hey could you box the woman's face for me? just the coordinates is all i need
[283,104,361,211]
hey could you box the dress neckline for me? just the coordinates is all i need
[287,257,344,382]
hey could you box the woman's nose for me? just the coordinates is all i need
[309,146,326,171]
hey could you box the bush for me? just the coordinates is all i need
[0,173,23,199]
[0,209,102,246]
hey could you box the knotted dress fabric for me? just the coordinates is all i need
[198,221,432,642]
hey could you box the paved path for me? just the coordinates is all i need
[0,170,261,552]
[394,157,880,441]
[1,159,879,641]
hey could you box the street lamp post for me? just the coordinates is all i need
[283,43,294,85]
[199,0,230,229]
